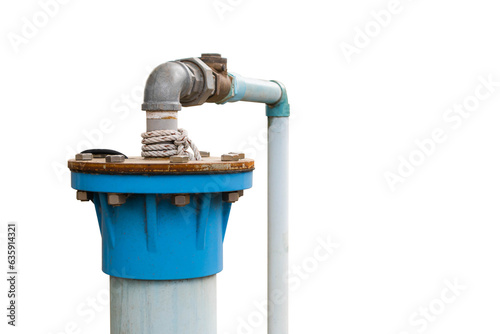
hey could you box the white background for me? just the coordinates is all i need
[1,0,500,333]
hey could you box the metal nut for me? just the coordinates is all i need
[170,155,189,163]
[105,155,125,163]
[108,193,127,206]
[172,194,190,207]
[178,57,216,106]
[238,190,244,197]
[223,192,240,203]
[200,53,227,72]
[221,153,240,161]
[229,152,245,159]
[200,151,210,158]
[75,153,93,161]
[76,191,91,201]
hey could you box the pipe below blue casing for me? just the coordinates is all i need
[110,275,216,334]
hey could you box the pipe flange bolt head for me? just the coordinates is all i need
[228,152,245,159]
[223,192,240,203]
[171,194,190,207]
[221,153,240,161]
[76,191,91,201]
[200,151,210,158]
[75,153,93,161]
[170,155,189,163]
[105,155,125,163]
[108,193,127,207]
[179,57,215,106]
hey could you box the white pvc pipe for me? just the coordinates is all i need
[268,116,289,334]
[110,275,217,334]
[240,78,282,104]
[146,111,178,131]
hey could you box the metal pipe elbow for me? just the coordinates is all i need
[142,58,216,111]
[142,61,193,111]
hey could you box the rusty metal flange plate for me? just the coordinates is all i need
[68,156,255,175]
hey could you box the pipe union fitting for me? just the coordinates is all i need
[178,57,216,107]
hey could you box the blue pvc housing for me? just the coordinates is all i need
[72,172,252,194]
[71,171,252,280]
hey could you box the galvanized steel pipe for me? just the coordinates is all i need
[110,275,217,334]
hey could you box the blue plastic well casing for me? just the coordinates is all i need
[71,171,253,280]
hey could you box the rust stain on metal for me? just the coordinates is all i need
[68,156,255,175]
[200,54,232,103]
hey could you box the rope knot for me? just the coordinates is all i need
[141,128,201,160]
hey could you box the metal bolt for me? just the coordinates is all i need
[238,190,244,197]
[229,152,245,159]
[76,191,91,201]
[200,151,210,158]
[170,155,189,163]
[105,155,125,163]
[223,192,240,203]
[75,153,93,161]
[201,53,221,58]
[108,193,127,207]
[171,194,190,207]
[221,153,240,161]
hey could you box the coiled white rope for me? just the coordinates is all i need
[141,129,201,160]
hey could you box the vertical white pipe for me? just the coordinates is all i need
[110,275,217,334]
[268,116,289,334]
[145,111,178,153]
[146,111,178,131]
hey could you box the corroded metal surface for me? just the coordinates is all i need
[110,275,216,334]
[68,156,254,175]
[200,53,232,103]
